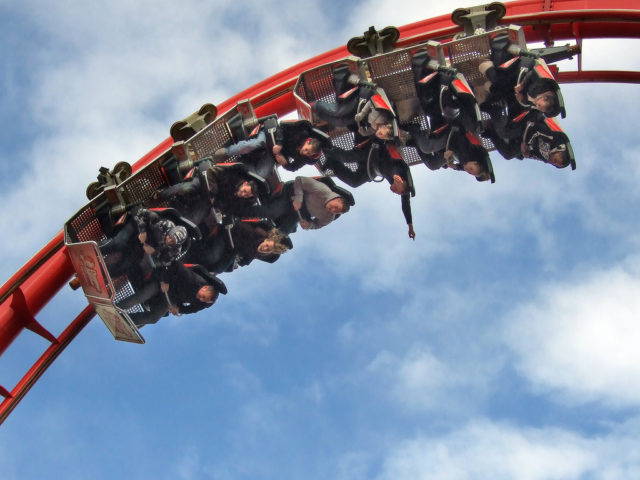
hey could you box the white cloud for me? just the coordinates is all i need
[341,0,453,36]
[367,346,459,410]
[505,261,640,407]
[375,420,628,480]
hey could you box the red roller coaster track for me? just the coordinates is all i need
[1,0,639,425]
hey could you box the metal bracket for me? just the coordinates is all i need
[347,26,400,58]
[451,2,507,37]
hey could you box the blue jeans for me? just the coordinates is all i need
[226,131,267,156]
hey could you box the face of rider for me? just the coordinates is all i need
[375,124,394,140]
[463,161,484,176]
[533,91,556,113]
[236,181,254,199]
[547,150,568,168]
[196,286,215,303]
[389,174,407,195]
[257,239,275,254]
[325,198,345,214]
[298,140,317,158]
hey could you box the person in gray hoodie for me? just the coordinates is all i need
[290,176,350,230]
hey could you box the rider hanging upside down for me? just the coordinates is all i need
[411,50,482,135]
[311,65,399,142]
[404,122,494,182]
[214,119,326,173]
[484,109,575,169]
[475,33,564,118]
[271,120,327,171]
[322,139,416,240]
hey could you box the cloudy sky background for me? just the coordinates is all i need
[1,1,640,479]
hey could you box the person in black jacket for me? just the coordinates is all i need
[123,263,227,327]
[155,162,259,225]
[99,207,188,285]
[475,33,563,118]
[323,140,416,239]
[214,120,325,173]
[271,120,324,171]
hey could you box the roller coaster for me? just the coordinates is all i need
[1,0,639,426]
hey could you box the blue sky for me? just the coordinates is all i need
[2,1,640,479]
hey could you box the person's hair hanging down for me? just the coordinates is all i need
[266,228,290,255]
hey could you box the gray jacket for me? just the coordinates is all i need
[291,176,340,230]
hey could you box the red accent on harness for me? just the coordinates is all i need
[419,72,438,84]
[452,78,472,95]
[513,111,529,122]
[339,86,358,99]
[545,117,563,132]
[208,225,219,237]
[271,183,283,196]
[356,138,372,149]
[250,125,260,136]
[386,144,403,160]
[465,132,482,146]
[500,57,519,69]
[535,63,554,80]
[432,124,449,135]
[184,167,195,179]
[371,94,392,112]
[115,214,127,226]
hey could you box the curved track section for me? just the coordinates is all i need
[1,0,639,425]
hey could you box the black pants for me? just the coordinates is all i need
[323,148,372,188]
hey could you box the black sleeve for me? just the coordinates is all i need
[158,177,201,200]
[401,194,412,225]
[158,264,172,283]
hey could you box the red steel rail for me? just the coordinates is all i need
[1,0,640,425]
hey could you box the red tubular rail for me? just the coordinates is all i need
[0,306,95,425]
[1,0,640,425]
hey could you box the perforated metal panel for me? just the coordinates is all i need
[120,165,166,205]
[293,59,360,122]
[303,65,338,104]
[366,49,415,100]
[479,111,496,150]
[446,33,493,88]
[186,101,262,162]
[66,205,105,244]
[187,119,234,160]
[445,26,524,89]
[111,277,144,313]
[400,145,427,167]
